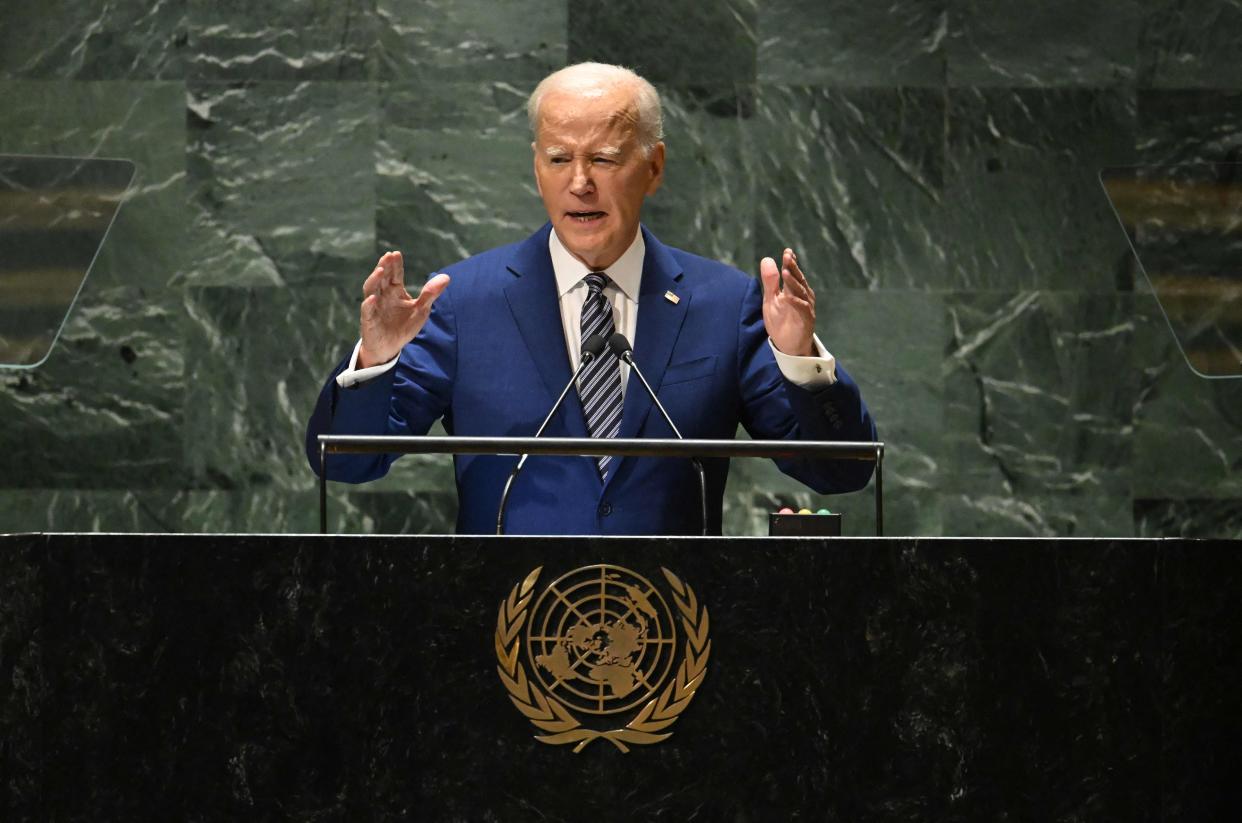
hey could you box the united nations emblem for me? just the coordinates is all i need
[495,564,711,753]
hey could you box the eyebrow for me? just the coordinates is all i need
[542,145,624,157]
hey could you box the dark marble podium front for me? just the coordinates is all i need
[2,533,1240,820]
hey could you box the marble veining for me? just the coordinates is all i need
[948,0,1143,87]
[759,0,946,86]
[1139,0,1242,88]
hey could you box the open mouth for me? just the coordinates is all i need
[567,211,606,223]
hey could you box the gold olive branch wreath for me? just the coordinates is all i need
[495,566,711,753]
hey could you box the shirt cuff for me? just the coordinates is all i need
[769,335,837,387]
[335,339,399,388]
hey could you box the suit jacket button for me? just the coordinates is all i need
[598,502,613,517]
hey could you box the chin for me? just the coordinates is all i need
[559,229,607,255]
[566,245,607,268]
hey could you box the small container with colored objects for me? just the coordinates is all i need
[768,506,842,536]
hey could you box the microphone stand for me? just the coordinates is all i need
[495,334,606,535]
[609,334,709,537]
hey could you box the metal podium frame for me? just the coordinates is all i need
[317,435,885,536]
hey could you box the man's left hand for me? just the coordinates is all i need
[760,248,816,357]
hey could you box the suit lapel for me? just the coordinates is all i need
[605,227,689,491]
[504,224,588,439]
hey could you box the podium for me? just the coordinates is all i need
[3,532,1240,819]
[316,434,888,534]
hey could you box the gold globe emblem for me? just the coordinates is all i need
[495,564,711,753]
[527,565,678,716]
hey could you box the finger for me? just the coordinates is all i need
[363,264,385,299]
[782,254,813,302]
[360,292,379,324]
[413,273,451,311]
[784,249,806,282]
[377,252,394,287]
[759,256,780,297]
[776,294,813,313]
[382,250,405,288]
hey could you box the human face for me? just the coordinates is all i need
[532,85,665,271]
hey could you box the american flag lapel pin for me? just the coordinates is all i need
[664,290,680,304]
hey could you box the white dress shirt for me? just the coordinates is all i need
[336,229,838,390]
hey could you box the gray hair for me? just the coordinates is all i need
[527,62,664,156]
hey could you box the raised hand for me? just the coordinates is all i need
[759,248,815,357]
[358,251,450,368]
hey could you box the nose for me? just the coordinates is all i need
[569,159,594,196]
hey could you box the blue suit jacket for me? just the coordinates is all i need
[306,224,876,535]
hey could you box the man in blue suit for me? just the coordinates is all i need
[306,62,876,535]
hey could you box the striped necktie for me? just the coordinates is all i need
[578,272,623,478]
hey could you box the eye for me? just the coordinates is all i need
[592,157,615,165]
[549,156,570,165]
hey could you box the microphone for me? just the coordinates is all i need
[606,332,709,536]
[495,333,607,535]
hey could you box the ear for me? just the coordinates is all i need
[531,141,543,198]
[645,141,666,196]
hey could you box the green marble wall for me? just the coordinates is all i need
[1,0,1240,537]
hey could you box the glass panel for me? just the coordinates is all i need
[1101,164,1242,378]
[0,154,135,369]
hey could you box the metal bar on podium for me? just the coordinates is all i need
[317,435,885,536]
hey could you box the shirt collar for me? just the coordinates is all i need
[549,227,644,302]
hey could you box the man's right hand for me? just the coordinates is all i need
[358,251,450,368]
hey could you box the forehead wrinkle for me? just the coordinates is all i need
[607,103,640,129]
[538,122,631,153]
[537,91,641,136]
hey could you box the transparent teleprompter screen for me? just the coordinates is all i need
[0,155,135,369]
[1101,164,1242,378]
